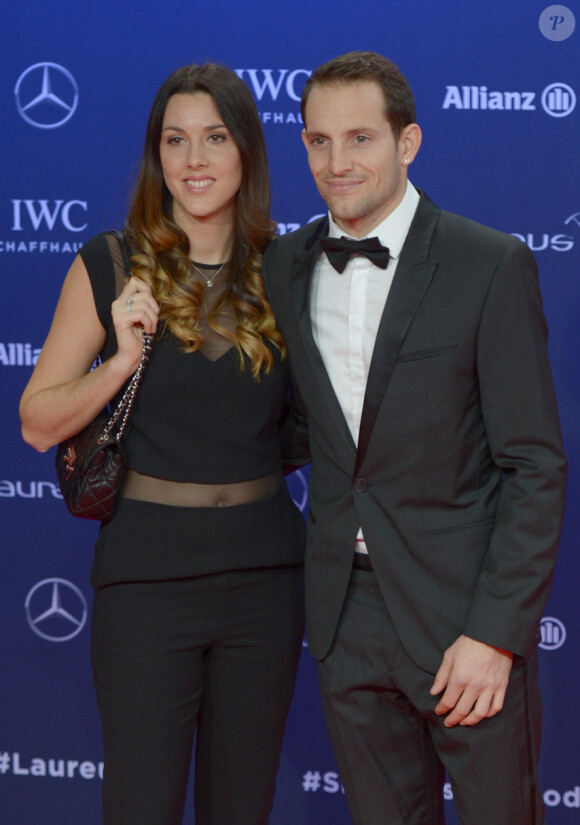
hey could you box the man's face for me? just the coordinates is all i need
[302,81,419,238]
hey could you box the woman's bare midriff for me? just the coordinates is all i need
[121,468,283,507]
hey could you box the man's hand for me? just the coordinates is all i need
[430,635,513,727]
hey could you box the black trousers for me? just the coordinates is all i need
[91,499,305,825]
[316,567,545,825]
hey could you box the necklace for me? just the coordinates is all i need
[191,260,227,289]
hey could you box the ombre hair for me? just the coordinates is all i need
[126,63,284,376]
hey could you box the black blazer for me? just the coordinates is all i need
[264,191,567,672]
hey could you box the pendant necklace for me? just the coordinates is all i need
[191,260,227,289]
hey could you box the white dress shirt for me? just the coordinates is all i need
[310,180,420,552]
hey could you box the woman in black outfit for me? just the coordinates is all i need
[20,63,306,825]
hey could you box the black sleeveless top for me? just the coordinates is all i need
[80,233,290,483]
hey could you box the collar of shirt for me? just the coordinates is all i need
[326,179,420,263]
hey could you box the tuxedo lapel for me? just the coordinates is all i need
[355,194,440,473]
[289,219,357,458]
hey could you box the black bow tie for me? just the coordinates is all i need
[319,235,390,274]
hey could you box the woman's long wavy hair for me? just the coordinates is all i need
[126,63,284,377]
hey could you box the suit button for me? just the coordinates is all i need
[353,478,367,493]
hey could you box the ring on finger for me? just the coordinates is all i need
[126,298,133,313]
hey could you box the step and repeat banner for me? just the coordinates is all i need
[1,1,578,823]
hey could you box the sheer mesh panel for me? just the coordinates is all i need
[114,255,282,506]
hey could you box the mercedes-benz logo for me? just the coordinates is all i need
[25,578,88,642]
[14,62,79,129]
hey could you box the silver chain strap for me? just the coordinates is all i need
[98,333,154,445]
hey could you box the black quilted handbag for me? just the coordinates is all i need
[54,332,152,521]
[54,231,153,521]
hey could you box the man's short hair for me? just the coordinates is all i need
[301,51,416,138]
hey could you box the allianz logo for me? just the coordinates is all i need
[0,480,63,499]
[276,214,325,235]
[0,343,40,366]
[276,223,301,235]
[443,83,575,117]
[539,616,566,651]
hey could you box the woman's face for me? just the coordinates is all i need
[159,92,243,234]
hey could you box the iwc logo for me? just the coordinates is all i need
[234,68,311,126]
[25,578,88,642]
[14,62,79,129]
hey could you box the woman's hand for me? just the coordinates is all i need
[111,278,160,373]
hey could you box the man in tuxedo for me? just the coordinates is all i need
[264,52,567,825]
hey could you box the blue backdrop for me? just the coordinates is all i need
[1,1,578,823]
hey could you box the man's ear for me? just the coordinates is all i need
[399,123,422,166]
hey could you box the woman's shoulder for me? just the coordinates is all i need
[79,232,129,328]
[81,230,138,296]
[79,230,124,268]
